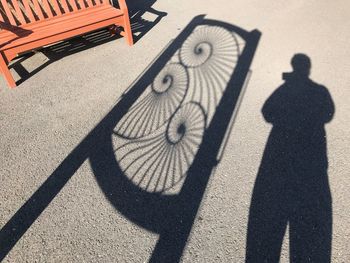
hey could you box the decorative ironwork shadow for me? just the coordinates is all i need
[0,15,260,262]
[90,15,260,262]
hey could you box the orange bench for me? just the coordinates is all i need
[0,0,133,88]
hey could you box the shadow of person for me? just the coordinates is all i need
[246,54,335,262]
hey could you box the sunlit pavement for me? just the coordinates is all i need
[1,1,350,262]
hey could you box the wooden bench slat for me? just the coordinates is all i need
[4,15,124,59]
[1,0,17,25]
[93,0,102,5]
[0,5,122,45]
[10,0,26,24]
[92,0,100,6]
[67,0,78,12]
[58,0,70,13]
[0,8,6,22]
[3,15,123,55]
[0,3,111,39]
[85,0,93,7]
[75,0,85,10]
[41,0,53,18]
[21,0,37,22]
[50,0,63,16]
[31,0,45,20]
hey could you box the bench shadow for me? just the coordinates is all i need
[246,54,335,262]
[9,2,167,86]
[0,16,260,262]
[123,0,167,43]
[12,29,122,85]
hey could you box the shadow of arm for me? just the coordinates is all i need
[262,88,282,124]
[322,86,335,123]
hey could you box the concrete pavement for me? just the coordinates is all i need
[1,0,350,262]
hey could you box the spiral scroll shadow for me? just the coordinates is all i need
[180,26,241,121]
[116,63,189,139]
[113,102,206,193]
[113,25,243,194]
[180,25,240,68]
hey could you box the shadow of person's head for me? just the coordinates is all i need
[265,53,335,126]
[291,53,311,79]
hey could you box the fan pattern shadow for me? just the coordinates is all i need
[90,16,261,262]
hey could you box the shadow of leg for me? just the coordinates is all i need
[246,173,288,263]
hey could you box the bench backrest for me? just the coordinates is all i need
[0,0,114,26]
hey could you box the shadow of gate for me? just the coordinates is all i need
[0,15,260,262]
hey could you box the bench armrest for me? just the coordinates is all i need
[117,0,129,12]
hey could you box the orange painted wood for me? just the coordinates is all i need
[0,4,115,38]
[21,0,37,22]
[1,0,17,25]
[4,15,124,59]
[0,9,4,21]
[0,4,112,41]
[85,0,93,8]
[2,8,122,46]
[31,0,45,20]
[0,52,16,87]
[76,0,86,10]
[50,0,63,16]
[117,0,127,10]
[67,0,78,12]
[0,0,133,88]
[93,0,102,6]
[118,0,132,46]
[41,0,54,18]
[58,0,70,14]
[10,0,26,24]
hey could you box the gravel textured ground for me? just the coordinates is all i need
[1,0,350,262]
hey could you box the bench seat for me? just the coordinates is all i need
[0,0,133,88]
[0,5,123,51]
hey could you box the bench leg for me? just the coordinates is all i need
[0,54,16,88]
[122,13,133,46]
